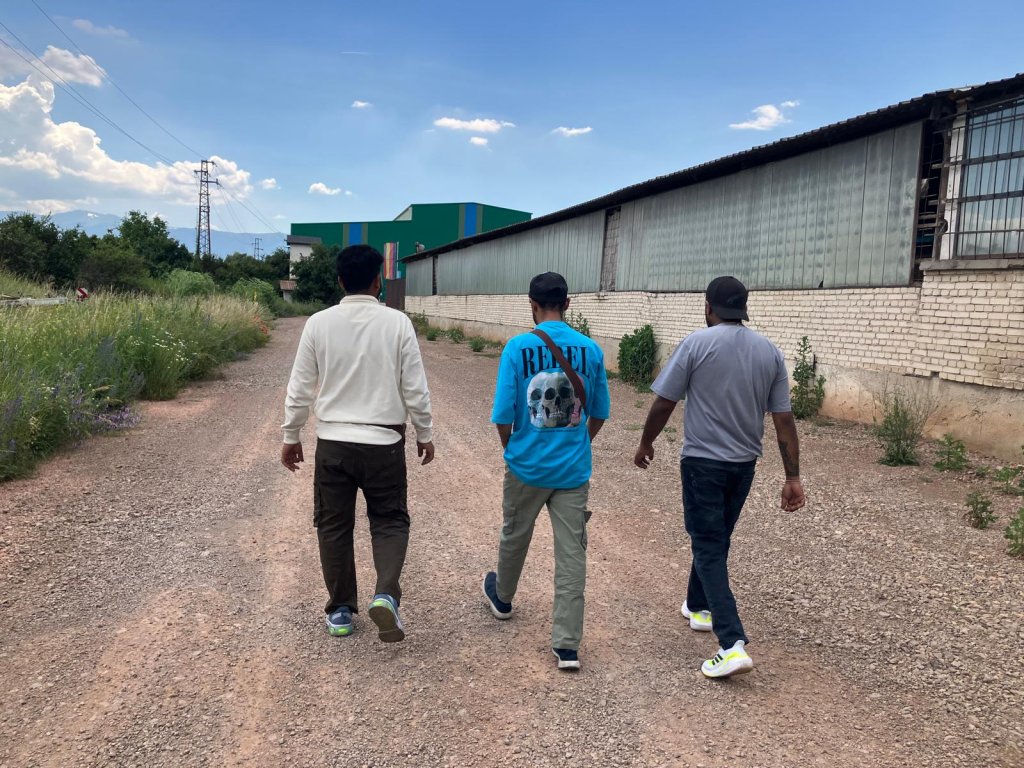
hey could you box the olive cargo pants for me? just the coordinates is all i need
[495,468,590,650]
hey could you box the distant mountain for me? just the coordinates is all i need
[1,209,285,258]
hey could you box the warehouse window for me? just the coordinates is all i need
[953,96,1024,258]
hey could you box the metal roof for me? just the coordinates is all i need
[286,235,322,245]
[404,72,1024,264]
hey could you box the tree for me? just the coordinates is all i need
[117,211,191,276]
[265,247,291,281]
[293,244,342,305]
[49,227,95,287]
[0,213,59,282]
[77,236,150,292]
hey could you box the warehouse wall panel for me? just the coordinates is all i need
[406,258,433,297]
[614,122,923,290]
[434,212,604,295]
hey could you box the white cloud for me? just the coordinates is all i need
[0,73,253,216]
[260,177,278,190]
[71,19,129,39]
[433,117,515,133]
[308,182,341,196]
[728,101,799,131]
[552,126,592,138]
[22,196,99,215]
[469,136,489,147]
[0,46,106,87]
[344,190,353,196]
[351,100,372,109]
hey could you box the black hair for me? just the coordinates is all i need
[336,245,384,293]
[535,300,568,313]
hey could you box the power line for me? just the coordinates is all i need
[215,186,246,233]
[219,185,283,235]
[3,15,281,238]
[0,23,177,166]
[28,0,204,160]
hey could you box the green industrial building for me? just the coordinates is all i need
[288,202,530,263]
[283,202,530,305]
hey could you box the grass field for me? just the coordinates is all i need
[0,275,271,480]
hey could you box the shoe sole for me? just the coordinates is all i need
[702,658,754,679]
[368,603,405,643]
[481,576,513,620]
[681,604,713,632]
[552,650,581,671]
[326,624,353,637]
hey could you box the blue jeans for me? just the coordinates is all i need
[681,457,756,650]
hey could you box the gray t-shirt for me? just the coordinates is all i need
[651,324,791,462]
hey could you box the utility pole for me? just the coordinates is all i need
[194,160,219,262]
[252,236,263,260]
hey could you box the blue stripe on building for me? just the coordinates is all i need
[463,204,478,237]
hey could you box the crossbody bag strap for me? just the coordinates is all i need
[531,329,587,410]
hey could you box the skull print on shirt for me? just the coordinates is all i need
[527,371,582,429]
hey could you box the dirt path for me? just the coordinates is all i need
[1,317,1021,768]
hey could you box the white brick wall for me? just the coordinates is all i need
[407,268,1024,391]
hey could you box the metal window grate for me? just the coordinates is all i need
[948,96,1024,259]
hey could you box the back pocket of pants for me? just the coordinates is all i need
[313,482,323,528]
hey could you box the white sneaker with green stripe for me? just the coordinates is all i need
[681,601,712,632]
[701,640,753,678]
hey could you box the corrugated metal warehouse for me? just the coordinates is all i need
[406,73,1024,459]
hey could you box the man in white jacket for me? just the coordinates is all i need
[281,244,434,643]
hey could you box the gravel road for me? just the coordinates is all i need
[1,316,1021,768]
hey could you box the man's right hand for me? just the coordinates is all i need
[781,479,806,512]
[417,441,435,465]
[281,442,304,472]
[634,442,655,469]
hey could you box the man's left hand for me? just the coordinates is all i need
[281,442,304,472]
[417,441,435,465]
[780,479,806,512]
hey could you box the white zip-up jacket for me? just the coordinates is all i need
[282,295,433,446]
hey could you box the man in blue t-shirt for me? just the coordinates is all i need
[482,272,611,671]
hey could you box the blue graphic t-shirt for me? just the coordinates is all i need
[491,321,611,489]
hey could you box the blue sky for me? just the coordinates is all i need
[1,0,1022,236]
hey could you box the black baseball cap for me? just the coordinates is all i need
[529,272,569,304]
[706,276,749,321]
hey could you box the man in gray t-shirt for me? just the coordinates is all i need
[634,276,806,679]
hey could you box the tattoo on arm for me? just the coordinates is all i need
[778,439,800,478]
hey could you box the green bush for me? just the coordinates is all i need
[425,327,440,341]
[874,384,936,466]
[935,434,969,471]
[408,312,431,336]
[1005,507,1024,557]
[964,491,996,529]
[993,465,1024,496]
[469,336,486,353]
[166,269,216,297]
[230,277,278,309]
[446,326,465,344]
[791,336,825,420]
[566,310,591,338]
[618,324,657,389]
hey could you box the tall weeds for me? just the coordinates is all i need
[1,287,270,480]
